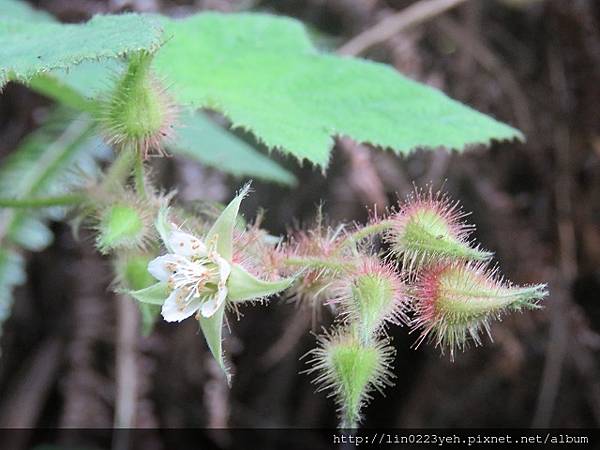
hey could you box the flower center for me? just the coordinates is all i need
[167,257,220,301]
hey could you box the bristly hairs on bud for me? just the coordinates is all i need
[303,329,395,429]
[384,188,493,275]
[283,208,357,316]
[94,189,159,254]
[410,261,548,360]
[332,257,409,344]
[97,51,177,158]
[232,212,286,282]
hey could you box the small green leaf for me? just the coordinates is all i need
[170,110,296,186]
[130,282,168,305]
[198,300,230,384]
[206,185,250,260]
[0,13,163,88]
[228,264,294,302]
[154,13,523,168]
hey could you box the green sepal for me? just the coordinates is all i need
[129,282,168,305]
[198,300,230,385]
[227,264,294,302]
[206,184,250,260]
[155,206,174,253]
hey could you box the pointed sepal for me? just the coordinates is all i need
[206,184,250,260]
[198,300,231,384]
[129,282,168,305]
[227,264,294,302]
[155,206,174,253]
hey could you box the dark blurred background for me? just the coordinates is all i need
[0,0,599,449]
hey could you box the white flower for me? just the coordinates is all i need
[148,229,231,321]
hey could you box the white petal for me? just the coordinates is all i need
[161,289,201,322]
[147,254,187,282]
[169,231,207,258]
[200,287,228,318]
[214,255,231,282]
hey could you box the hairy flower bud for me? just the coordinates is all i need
[96,196,154,254]
[334,258,408,343]
[411,261,547,359]
[98,51,176,158]
[305,331,395,428]
[386,191,492,273]
[284,222,355,310]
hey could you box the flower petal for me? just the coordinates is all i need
[148,254,188,282]
[169,231,207,258]
[161,289,201,322]
[214,255,231,282]
[200,287,228,318]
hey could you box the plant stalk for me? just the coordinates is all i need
[0,193,85,208]
[102,146,136,191]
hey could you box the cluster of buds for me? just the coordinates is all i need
[299,189,546,428]
[93,175,545,427]
[57,50,545,429]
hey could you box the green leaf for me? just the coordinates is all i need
[170,110,296,186]
[198,300,230,384]
[228,264,294,302]
[26,64,297,185]
[154,13,522,168]
[0,13,163,88]
[28,74,98,112]
[206,185,250,260]
[28,57,124,111]
[129,282,168,305]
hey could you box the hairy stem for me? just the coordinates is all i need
[133,152,147,198]
[283,257,355,271]
[102,146,136,190]
[341,220,394,249]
